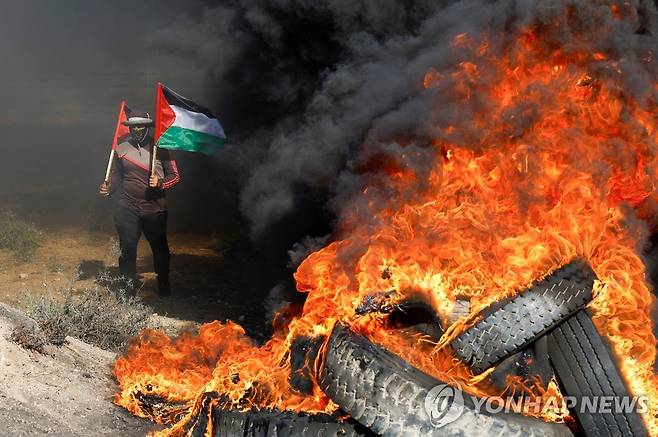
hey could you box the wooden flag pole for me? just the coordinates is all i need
[151,143,158,176]
[104,149,116,183]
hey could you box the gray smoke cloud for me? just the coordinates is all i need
[152,0,477,237]
[152,0,658,244]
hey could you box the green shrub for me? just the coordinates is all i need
[0,210,43,262]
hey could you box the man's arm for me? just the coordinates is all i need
[159,150,180,190]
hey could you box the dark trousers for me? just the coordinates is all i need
[114,206,170,282]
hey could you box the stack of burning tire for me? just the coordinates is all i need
[181,260,648,436]
[450,260,647,436]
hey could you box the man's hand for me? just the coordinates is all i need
[149,174,162,189]
[99,181,110,197]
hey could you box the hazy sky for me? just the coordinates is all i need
[0,0,229,230]
[0,0,216,124]
[0,0,217,195]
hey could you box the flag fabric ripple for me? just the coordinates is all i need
[154,83,226,155]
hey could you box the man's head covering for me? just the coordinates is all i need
[122,109,154,127]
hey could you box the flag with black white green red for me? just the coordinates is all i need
[154,83,226,155]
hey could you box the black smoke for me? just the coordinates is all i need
[152,0,473,254]
[152,0,658,265]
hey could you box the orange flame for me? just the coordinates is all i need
[114,8,658,436]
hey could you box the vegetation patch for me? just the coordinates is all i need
[24,272,150,352]
[0,210,43,262]
[9,322,47,353]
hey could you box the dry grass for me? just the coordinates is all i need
[9,321,47,353]
[23,270,150,352]
[0,210,43,262]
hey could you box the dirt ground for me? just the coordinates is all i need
[0,226,281,436]
[0,227,275,338]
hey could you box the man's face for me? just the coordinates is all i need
[130,126,148,143]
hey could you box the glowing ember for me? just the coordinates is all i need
[114,2,658,435]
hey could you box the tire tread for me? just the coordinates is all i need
[452,261,595,374]
[547,310,648,437]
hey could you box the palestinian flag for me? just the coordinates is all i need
[112,100,133,149]
[154,83,226,155]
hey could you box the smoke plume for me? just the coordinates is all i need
[153,0,658,252]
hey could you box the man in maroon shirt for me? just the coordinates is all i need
[99,110,180,296]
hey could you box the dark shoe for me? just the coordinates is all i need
[157,277,171,296]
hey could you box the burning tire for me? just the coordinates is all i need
[547,310,648,437]
[452,260,596,374]
[208,407,371,437]
[183,393,370,437]
[320,324,573,437]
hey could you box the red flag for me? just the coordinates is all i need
[154,83,175,144]
[104,100,132,182]
[111,100,132,150]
